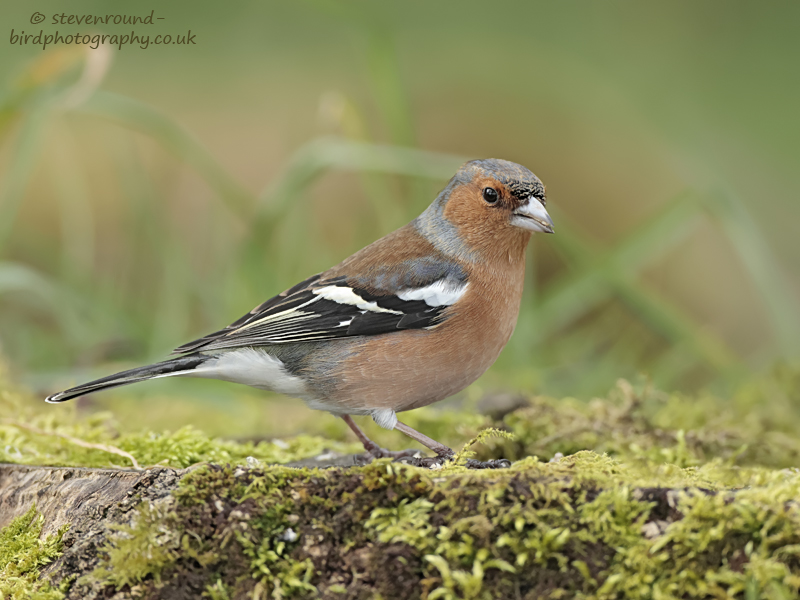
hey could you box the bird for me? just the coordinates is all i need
[46,158,553,465]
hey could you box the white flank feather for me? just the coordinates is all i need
[190,348,308,397]
[371,408,398,430]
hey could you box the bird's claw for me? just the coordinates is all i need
[360,447,421,462]
[464,458,512,469]
[394,454,447,468]
[394,453,512,470]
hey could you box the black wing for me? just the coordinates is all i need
[172,270,468,354]
[172,273,323,354]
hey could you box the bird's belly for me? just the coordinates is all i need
[329,318,514,413]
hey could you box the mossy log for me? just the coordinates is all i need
[4,369,800,598]
[3,453,800,600]
[0,463,183,599]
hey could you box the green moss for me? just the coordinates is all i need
[485,367,800,470]
[83,464,322,598]
[8,364,800,473]
[4,363,800,597]
[81,455,800,599]
[0,369,360,469]
[88,500,182,588]
[365,497,436,549]
[0,506,68,600]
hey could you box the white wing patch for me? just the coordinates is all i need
[313,286,402,314]
[397,280,469,307]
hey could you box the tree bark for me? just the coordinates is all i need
[0,459,790,600]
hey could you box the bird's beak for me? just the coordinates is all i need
[511,197,554,233]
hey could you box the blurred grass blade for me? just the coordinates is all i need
[0,102,49,252]
[248,137,465,289]
[0,46,87,138]
[147,244,193,357]
[601,192,701,273]
[610,272,739,371]
[547,192,700,270]
[306,3,417,144]
[538,194,704,336]
[241,137,466,299]
[76,91,253,218]
[0,261,57,297]
[59,44,112,111]
[0,261,85,343]
[256,136,465,222]
[111,134,198,357]
[365,30,416,148]
[362,29,432,209]
[318,91,406,231]
[703,192,800,357]
[51,124,96,282]
[537,193,739,372]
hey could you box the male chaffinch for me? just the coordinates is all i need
[46,159,553,464]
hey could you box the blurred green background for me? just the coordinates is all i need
[1,1,799,437]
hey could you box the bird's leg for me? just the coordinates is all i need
[394,421,454,457]
[341,415,419,460]
[394,420,511,470]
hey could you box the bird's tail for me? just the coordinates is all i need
[45,355,209,404]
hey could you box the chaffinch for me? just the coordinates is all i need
[46,159,553,463]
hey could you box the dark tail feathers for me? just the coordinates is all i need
[45,355,208,403]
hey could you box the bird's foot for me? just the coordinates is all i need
[464,458,512,469]
[395,452,512,470]
[360,445,421,462]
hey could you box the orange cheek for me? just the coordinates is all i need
[445,186,511,238]
[442,184,480,229]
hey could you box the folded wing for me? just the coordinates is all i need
[173,269,469,354]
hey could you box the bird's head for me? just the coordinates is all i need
[453,159,553,234]
[416,158,553,261]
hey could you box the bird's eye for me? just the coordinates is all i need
[482,187,499,204]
